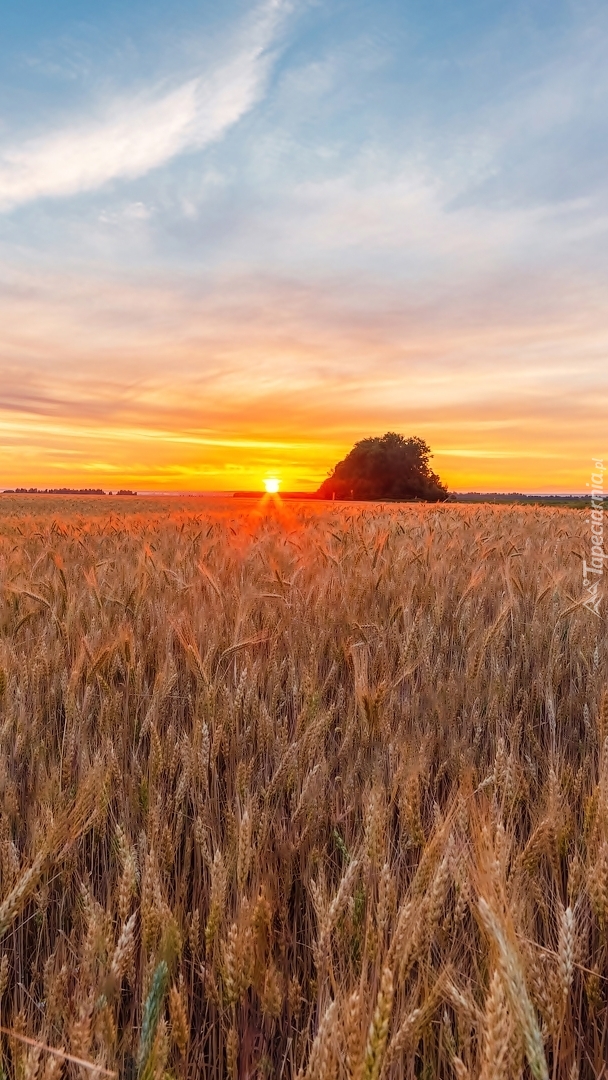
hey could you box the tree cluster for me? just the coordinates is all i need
[317,432,448,502]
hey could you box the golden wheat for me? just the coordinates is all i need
[0,495,604,1078]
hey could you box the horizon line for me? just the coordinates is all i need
[0,487,593,498]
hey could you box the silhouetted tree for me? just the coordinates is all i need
[317,432,448,501]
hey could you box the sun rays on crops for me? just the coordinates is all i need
[0,495,606,1079]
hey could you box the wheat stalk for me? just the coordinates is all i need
[362,966,393,1080]
[478,898,548,1080]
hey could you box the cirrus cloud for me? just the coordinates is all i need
[0,0,290,212]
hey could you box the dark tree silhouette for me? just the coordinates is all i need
[317,432,448,501]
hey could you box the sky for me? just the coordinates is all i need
[0,0,606,493]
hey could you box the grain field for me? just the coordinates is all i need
[0,496,605,1079]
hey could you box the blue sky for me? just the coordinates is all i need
[0,0,606,490]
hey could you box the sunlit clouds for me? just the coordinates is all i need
[0,260,605,491]
[0,0,606,491]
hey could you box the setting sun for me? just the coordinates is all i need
[264,478,280,494]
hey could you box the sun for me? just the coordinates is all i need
[264,478,280,494]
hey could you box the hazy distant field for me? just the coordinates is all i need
[0,496,605,1079]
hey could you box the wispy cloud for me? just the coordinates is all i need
[0,0,289,211]
[0,278,602,493]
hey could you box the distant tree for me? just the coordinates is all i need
[317,432,448,502]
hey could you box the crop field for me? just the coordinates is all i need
[0,495,606,1080]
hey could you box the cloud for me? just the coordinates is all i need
[0,259,605,492]
[0,1,289,212]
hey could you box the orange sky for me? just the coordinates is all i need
[0,264,604,492]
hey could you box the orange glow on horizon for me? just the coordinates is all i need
[0,269,603,496]
[0,412,595,495]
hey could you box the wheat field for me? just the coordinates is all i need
[0,495,606,1080]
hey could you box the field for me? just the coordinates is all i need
[0,495,606,1080]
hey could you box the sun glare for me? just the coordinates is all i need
[264,478,280,494]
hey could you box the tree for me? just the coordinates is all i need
[317,432,448,502]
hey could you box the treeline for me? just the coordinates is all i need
[4,487,107,495]
[2,488,138,495]
[448,492,587,505]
